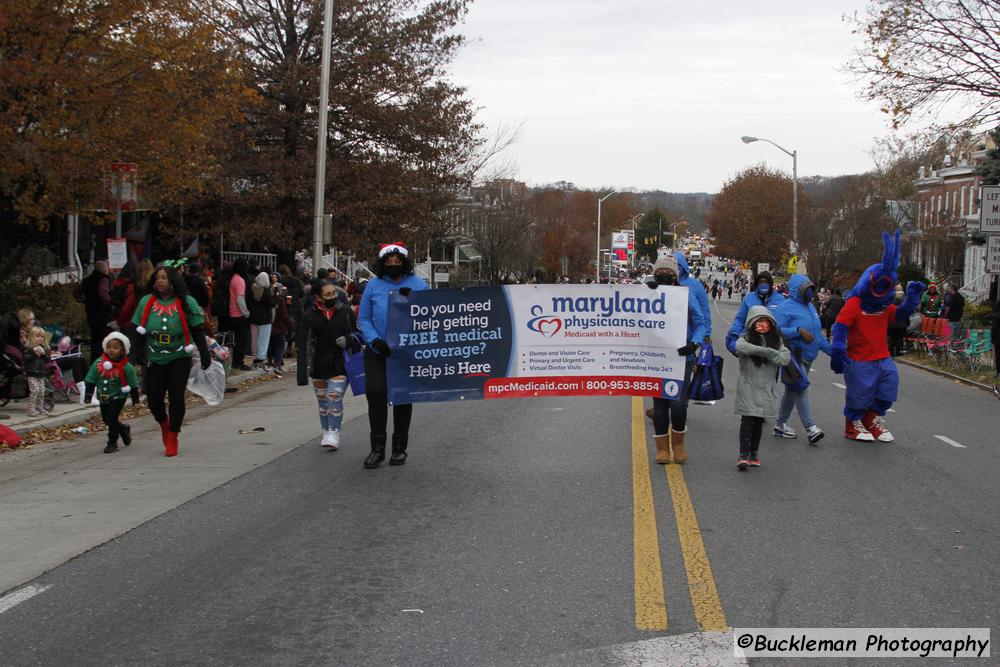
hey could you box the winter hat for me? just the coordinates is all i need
[652,254,679,275]
[379,242,408,258]
[102,331,131,355]
[755,270,774,286]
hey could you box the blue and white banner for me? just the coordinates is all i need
[386,284,689,404]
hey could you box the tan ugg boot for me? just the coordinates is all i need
[654,434,671,464]
[645,407,654,420]
[670,428,687,464]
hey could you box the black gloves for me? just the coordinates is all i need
[646,280,658,290]
[677,343,698,356]
[398,287,412,296]
[371,338,391,357]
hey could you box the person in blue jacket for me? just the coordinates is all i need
[726,270,785,356]
[772,273,831,444]
[357,242,428,468]
[644,252,711,465]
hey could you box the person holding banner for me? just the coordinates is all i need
[297,281,360,450]
[357,242,427,468]
[644,253,710,465]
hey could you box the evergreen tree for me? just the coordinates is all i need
[976,127,1000,185]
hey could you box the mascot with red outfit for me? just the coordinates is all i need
[830,230,925,442]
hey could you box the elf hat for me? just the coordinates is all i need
[103,331,131,355]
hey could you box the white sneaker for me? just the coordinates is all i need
[806,425,825,445]
[773,422,797,439]
[320,429,340,450]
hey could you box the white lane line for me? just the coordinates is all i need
[0,584,51,615]
[934,435,966,449]
[832,382,847,389]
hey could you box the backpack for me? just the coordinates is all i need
[110,282,129,317]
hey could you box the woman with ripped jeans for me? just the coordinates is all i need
[297,280,360,450]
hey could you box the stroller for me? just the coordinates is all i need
[0,351,56,412]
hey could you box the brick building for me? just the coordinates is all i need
[909,132,997,302]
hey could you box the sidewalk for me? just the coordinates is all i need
[1,365,280,438]
[0,370,369,595]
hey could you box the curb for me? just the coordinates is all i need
[5,364,293,437]
[896,356,997,393]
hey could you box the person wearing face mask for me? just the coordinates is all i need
[772,274,831,443]
[643,252,710,465]
[357,242,428,468]
[297,280,361,449]
[726,270,785,356]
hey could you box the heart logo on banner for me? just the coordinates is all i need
[536,318,562,337]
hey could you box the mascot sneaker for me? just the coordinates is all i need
[844,418,875,442]
[861,412,894,442]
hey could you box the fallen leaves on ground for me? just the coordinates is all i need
[3,370,286,453]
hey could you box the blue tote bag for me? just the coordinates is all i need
[343,333,366,396]
[688,342,725,401]
[780,351,810,393]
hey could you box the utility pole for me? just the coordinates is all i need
[312,0,336,273]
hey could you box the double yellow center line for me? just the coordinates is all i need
[630,397,728,632]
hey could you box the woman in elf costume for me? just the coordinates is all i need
[84,332,140,453]
[132,261,211,457]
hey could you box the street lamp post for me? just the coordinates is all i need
[596,190,616,283]
[628,213,642,270]
[312,0,336,272]
[741,136,797,253]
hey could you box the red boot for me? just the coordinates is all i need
[861,411,894,442]
[164,430,179,457]
[159,420,170,445]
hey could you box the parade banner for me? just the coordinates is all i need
[386,284,689,404]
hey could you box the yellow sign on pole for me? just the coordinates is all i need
[787,255,798,274]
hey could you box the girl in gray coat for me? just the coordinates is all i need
[734,305,791,470]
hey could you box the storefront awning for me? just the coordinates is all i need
[458,244,482,262]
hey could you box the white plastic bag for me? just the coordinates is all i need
[188,359,227,406]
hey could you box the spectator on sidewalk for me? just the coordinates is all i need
[248,271,274,370]
[81,261,113,364]
[943,283,965,343]
[22,326,52,417]
[920,282,943,318]
[227,258,252,370]
[269,278,292,373]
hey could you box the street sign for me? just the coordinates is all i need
[757,262,770,275]
[434,266,449,284]
[987,235,1000,275]
[981,185,1000,233]
[109,163,138,212]
[612,232,628,249]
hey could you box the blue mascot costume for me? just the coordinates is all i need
[830,230,925,442]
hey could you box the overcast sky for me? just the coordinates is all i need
[449,0,901,193]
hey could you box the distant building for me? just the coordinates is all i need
[908,132,997,302]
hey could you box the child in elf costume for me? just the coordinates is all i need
[831,230,925,442]
[84,332,140,453]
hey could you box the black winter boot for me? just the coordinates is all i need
[389,434,408,466]
[364,434,387,469]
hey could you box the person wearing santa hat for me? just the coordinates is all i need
[83,332,140,453]
[132,262,211,457]
[357,242,427,468]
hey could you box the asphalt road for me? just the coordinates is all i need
[0,294,997,666]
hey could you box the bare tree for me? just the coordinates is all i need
[467,203,537,283]
[846,0,1000,129]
